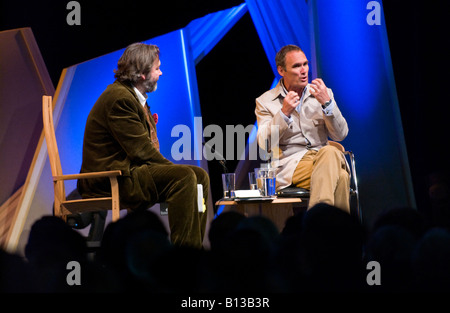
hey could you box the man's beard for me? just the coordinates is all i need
[143,78,158,93]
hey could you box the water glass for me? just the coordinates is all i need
[222,173,236,198]
[248,171,257,190]
[255,168,276,197]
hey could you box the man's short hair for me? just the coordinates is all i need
[114,42,160,84]
[275,45,304,71]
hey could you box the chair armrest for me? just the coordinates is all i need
[328,141,345,153]
[53,170,122,182]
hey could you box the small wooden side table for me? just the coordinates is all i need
[215,197,307,232]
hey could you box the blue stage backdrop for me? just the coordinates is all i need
[12,0,414,254]
[13,4,248,253]
[310,0,415,225]
[237,0,415,225]
[56,3,249,189]
[57,29,204,180]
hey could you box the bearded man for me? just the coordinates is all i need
[78,43,210,248]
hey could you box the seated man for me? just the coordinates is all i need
[77,42,209,248]
[255,44,350,212]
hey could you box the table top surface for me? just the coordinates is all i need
[215,197,303,205]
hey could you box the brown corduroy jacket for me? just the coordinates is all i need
[77,80,172,210]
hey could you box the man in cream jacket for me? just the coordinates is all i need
[255,45,350,212]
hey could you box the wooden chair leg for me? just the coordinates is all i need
[110,176,120,222]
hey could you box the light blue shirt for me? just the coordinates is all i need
[279,80,335,124]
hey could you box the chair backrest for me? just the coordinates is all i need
[42,95,66,203]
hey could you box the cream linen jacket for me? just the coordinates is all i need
[255,80,348,190]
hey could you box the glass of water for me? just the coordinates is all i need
[222,173,236,199]
[248,171,257,190]
[255,168,277,197]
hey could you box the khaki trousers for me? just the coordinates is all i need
[292,145,350,212]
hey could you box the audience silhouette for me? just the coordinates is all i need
[24,215,88,292]
[2,195,450,293]
[412,227,450,292]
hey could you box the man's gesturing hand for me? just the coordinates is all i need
[281,91,300,118]
[310,78,330,105]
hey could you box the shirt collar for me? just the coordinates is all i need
[133,86,148,107]
[280,78,308,98]
[280,78,289,97]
